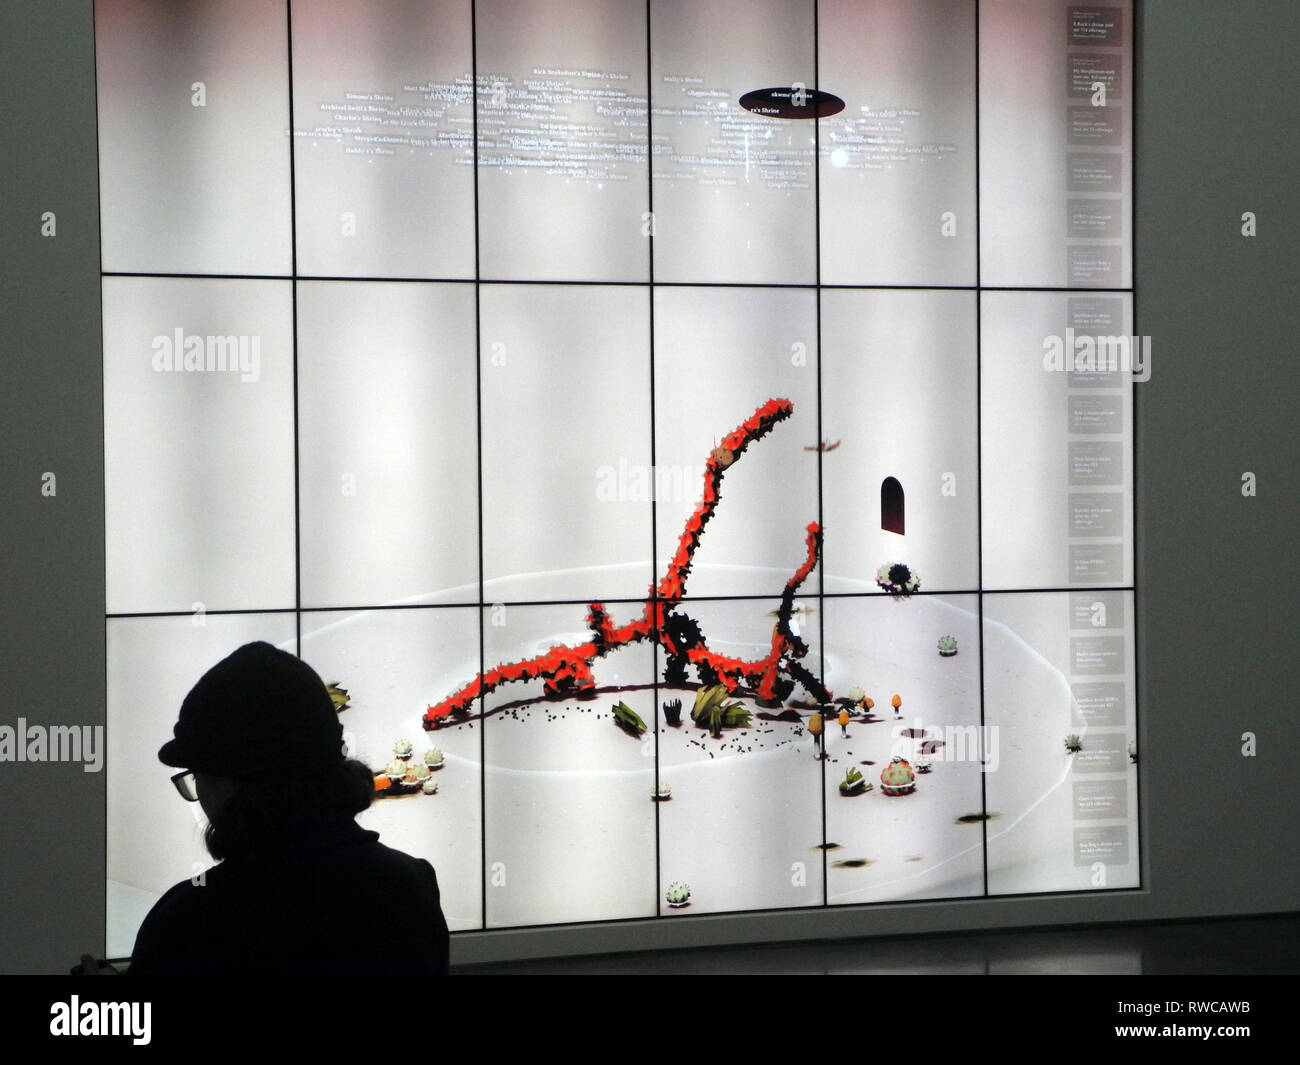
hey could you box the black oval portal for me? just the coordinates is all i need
[739,86,845,119]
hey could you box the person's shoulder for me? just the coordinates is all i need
[355,831,439,879]
[126,872,220,974]
[311,826,442,899]
[358,836,449,971]
[145,869,222,913]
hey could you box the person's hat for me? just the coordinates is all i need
[159,641,343,777]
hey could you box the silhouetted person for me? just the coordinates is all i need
[128,641,449,975]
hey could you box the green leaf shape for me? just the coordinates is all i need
[612,701,648,735]
[691,684,750,737]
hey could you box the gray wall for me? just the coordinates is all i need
[1,0,1295,972]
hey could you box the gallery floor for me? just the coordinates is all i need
[455,912,1300,975]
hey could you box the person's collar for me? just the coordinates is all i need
[221,818,377,860]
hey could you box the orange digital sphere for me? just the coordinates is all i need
[891,694,902,708]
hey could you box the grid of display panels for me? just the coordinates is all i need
[100,0,1138,954]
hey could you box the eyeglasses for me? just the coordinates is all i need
[171,770,199,802]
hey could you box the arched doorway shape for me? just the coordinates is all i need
[881,476,904,535]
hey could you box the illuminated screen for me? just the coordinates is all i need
[99,0,1138,952]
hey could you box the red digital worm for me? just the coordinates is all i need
[423,398,824,727]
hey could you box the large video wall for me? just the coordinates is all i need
[100,0,1137,953]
